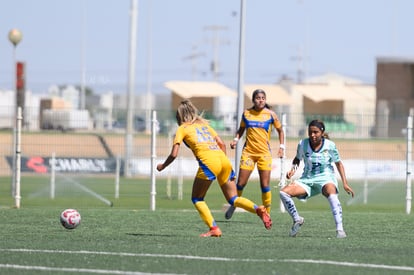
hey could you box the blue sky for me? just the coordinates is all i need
[0,0,412,95]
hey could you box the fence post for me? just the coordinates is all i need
[150,110,157,211]
[115,155,120,199]
[14,107,22,208]
[279,113,287,213]
[50,152,56,199]
[166,131,172,199]
[363,159,368,204]
[178,157,183,200]
[406,109,413,214]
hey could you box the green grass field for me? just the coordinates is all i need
[0,175,413,274]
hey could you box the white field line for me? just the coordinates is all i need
[0,264,182,275]
[346,180,387,205]
[1,249,414,272]
[63,177,113,206]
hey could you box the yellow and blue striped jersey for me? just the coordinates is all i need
[241,108,282,155]
[173,122,223,161]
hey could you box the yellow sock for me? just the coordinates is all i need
[262,191,272,213]
[234,197,256,214]
[194,201,215,228]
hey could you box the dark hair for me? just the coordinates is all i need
[308,119,330,139]
[308,119,325,132]
[251,89,271,109]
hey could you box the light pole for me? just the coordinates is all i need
[8,28,22,58]
[8,29,23,113]
[125,0,138,177]
[235,0,245,175]
[8,28,22,202]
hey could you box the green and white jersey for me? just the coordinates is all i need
[296,138,341,179]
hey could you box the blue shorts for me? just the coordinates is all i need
[293,174,338,200]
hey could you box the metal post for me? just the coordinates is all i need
[124,0,138,177]
[363,160,368,204]
[150,110,157,210]
[80,0,86,110]
[115,156,120,199]
[166,131,172,199]
[11,43,17,197]
[279,113,287,213]
[50,152,56,199]
[234,0,246,172]
[8,29,22,197]
[178,157,183,200]
[14,107,22,208]
[406,109,413,214]
[145,1,153,134]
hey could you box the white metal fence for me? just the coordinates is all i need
[2,106,413,212]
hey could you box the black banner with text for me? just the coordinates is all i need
[6,156,123,174]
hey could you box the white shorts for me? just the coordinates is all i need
[293,174,338,200]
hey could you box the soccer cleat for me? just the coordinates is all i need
[289,217,304,237]
[225,205,236,220]
[256,206,272,230]
[200,227,222,237]
[336,230,347,238]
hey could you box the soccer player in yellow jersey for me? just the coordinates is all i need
[157,99,272,237]
[226,89,285,219]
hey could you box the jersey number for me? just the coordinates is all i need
[196,126,214,142]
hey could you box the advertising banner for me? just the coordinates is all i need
[6,156,121,174]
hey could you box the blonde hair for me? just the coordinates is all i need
[176,99,207,125]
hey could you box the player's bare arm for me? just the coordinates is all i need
[335,161,354,197]
[286,158,300,179]
[157,143,180,171]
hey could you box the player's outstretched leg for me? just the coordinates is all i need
[225,205,236,219]
[255,205,272,230]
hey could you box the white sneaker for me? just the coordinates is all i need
[289,217,304,237]
[336,230,347,238]
[225,205,236,220]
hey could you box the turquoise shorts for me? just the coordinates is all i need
[293,174,338,200]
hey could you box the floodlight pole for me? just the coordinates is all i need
[235,0,246,173]
[125,0,138,177]
[8,29,22,199]
[80,0,86,110]
[145,0,153,134]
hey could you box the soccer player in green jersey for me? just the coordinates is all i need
[280,119,354,238]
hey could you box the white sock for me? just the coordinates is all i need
[327,194,344,231]
[280,191,300,222]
